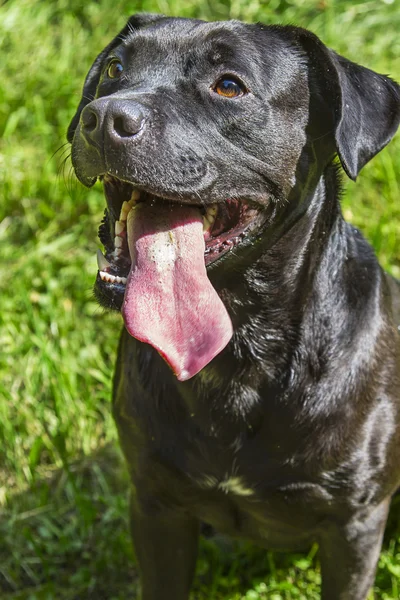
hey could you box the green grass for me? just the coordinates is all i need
[0,0,399,598]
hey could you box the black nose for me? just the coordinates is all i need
[81,99,145,147]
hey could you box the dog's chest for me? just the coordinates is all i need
[161,430,312,497]
[114,343,340,540]
[143,426,333,545]
[195,473,255,497]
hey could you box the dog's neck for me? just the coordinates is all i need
[211,162,343,369]
[182,162,380,431]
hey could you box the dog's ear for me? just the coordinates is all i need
[293,28,400,180]
[67,13,164,143]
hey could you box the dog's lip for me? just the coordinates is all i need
[100,172,267,208]
[100,173,261,211]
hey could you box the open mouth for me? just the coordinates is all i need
[94,174,265,381]
[96,175,262,291]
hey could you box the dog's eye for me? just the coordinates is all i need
[107,60,124,79]
[213,76,247,98]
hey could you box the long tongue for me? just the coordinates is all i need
[122,203,233,381]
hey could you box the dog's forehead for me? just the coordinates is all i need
[119,18,297,76]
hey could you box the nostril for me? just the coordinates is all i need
[82,110,98,133]
[112,111,144,138]
[114,116,131,137]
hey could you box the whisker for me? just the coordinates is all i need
[51,142,70,161]
[83,94,95,103]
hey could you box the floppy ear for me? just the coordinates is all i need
[292,27,400,180]
[67,13,164,143]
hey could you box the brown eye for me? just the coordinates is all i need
[213,77,247,98]
[107,60,124,79]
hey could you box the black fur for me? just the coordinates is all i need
[68,15,400,600]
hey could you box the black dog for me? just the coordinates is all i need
[68,14,400,599]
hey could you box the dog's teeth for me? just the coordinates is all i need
[203,204,217,231]
[99,270,114,282]
[96,249,111,271]
[120,202,130,221]
[119,191,140,221]
[131,189,140,202]
[115,220,125,235]
[99,271,127,285]
[203,217,211,232]
[115,275,127,284]
[203,215,215,231]
[113,248,122,258]
[120,198,137,221]
[114,236,123,248]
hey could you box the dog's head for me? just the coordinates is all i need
[68,14,400,380]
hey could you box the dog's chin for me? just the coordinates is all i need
[93,174,267,311]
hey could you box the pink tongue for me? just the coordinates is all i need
[122,203,233,381]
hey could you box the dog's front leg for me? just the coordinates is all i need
[318,499,390,600]
[129,488,199,600]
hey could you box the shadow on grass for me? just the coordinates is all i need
[0,445,135,600]
[1,444,399,600]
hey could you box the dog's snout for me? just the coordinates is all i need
[81,99,145,147]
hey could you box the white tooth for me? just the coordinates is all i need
[113,248,122,257]
[97,249,111,271]
[100,270,114,282]
[100,270,123,284]
[114,236,123,248]
[115,275,127,284]
[115,220,125,235]
[131,189,140,201]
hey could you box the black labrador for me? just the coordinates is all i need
[67,14,400,600]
